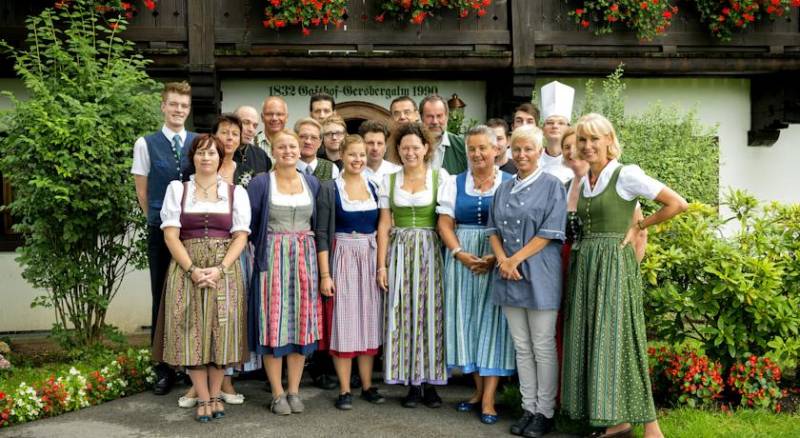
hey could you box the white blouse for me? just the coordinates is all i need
[160,177,251,234]
[436,168,504,217]
[580,160,665,201]
[335,175,379,212]
[379,167,450,209]
[270,172,312,207]
[363,160,401,184]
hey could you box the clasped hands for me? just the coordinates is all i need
[496,255,523,281]
[190,266,222,288]
[456,251,495,275]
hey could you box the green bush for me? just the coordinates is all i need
[578,66,720,207]
[641,191,800,371]
[0,0,160,347]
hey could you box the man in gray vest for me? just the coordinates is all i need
[131,81,196,396]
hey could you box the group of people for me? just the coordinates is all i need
[132,80,687,438]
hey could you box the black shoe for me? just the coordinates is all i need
[422,385,442,408]
[351,374,362,389]
[152,375,173,396]
[360,386,386,404]
[510,410,535,436]
[401,386,423,408]
[313,374,338,390]
[521,413,554,438]
[335,392,353,410]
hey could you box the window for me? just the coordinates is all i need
[0,174,22,251]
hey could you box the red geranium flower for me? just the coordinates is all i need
[575,8,584,15]
[581,19,590,28]
[610,4,619,11]
[143,0,156,11]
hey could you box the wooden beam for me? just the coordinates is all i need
[214,55,512,71]
[510,0,536,71]
[187,0,215,71]
[216,29,511,45]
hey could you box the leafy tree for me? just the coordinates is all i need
[0,0,160,347]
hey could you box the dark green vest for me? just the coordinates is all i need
[577,166,636,235]
[389,170,439,228]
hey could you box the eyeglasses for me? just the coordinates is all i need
[299,134,321,141]
[323,131,345,138]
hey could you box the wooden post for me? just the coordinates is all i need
[187,0,219,132]
[507,0,537,117]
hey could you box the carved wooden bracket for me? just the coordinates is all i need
[748,73,800,146]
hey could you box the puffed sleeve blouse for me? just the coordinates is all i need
[488,169,567,310]
[159,176,251,234]
[579,160,665,201]
[378,167,450,209]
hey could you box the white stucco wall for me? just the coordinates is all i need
[220,78,487,129]
[1,76,797,333]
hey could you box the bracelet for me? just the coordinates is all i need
[216,264,226,278]
[185,264,196,277]
[320,272,331,279]
[377,267,387,273]
[451,247,463,258]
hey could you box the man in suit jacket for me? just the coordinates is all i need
[420,94,467,175]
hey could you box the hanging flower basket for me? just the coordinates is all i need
[262,0,348,35]
[375,0,493,25]
[694,0,800,41]
[569,0,679,41]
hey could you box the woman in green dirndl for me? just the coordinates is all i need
[561,114,687,438]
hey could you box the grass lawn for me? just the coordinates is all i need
[654,408,800,438]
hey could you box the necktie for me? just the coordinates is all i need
[305,165,313,176]
[171,134,183,178]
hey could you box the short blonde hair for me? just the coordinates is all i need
[321,113,347,132]
[162,81,191,100]
[509,125,544,152]
[342,134,365,154]
[271,128,300,146]
[575,113,621,160]
[293,117,322,134]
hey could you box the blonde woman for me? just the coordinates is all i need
[561,113,687,438]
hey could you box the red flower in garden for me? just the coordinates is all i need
[575,8,585,15]
[275,19,287,27]
[477,8,487,16]
[640,2,649,9]
[302,27,311,36]
[271,0,281,6]
[722,6,731,15]
[401,0,413,10]
[792,0,800,7]
[411,10,427,24]
[110,22,119,30]
[143,0,156,11]
[459,9,469,17]
[663,10,672,19]
[311,17,321,25]
[482,0,491,6]
[263,19,272,28]
[374,13,385,22]
[581,19,590,27]
[120,2,131,10]
[770,0,781,6]
[610,4,619,11]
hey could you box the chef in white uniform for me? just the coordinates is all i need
[538,81,575,184]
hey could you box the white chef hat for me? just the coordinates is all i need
[540,81,575,123]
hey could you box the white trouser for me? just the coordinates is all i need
[502,307,558,418]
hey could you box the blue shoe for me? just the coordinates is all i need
[480,413,499,425]
[456,401,479,412]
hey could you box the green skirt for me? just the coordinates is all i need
[561,233,656,427]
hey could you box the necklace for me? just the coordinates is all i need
[196,179,216,198]
[192,178,217,205]
[472,169,496,193]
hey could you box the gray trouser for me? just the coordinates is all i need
[502,307,558,418]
